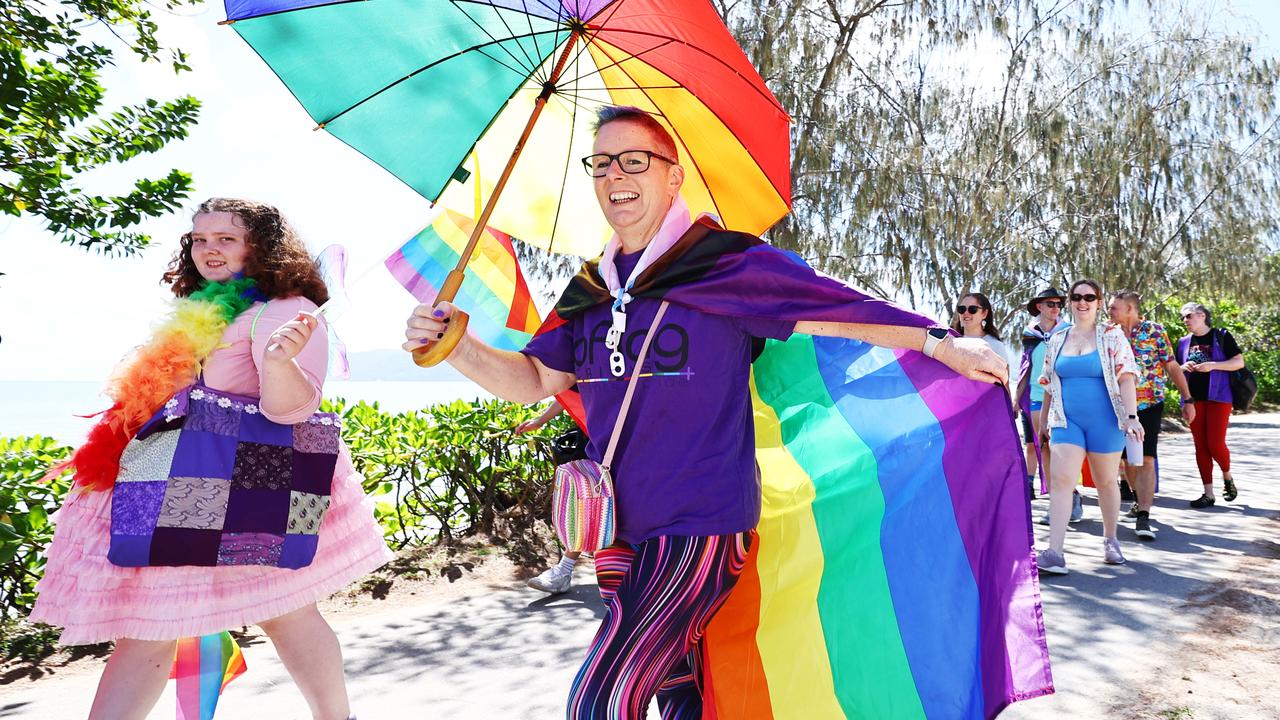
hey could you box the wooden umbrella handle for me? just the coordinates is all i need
[412,269,470,368]
[412,32,581,370]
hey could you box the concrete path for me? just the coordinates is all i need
[3,415,1277,719]
[1005,412,1280,720]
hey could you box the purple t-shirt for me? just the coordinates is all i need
[522,251,794,543]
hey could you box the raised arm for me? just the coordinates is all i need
[403,301,574,404]
[794,321,1008,385]
[255,298,329,423]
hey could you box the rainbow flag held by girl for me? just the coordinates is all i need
[385,210,541,351]
[172,632,246,720]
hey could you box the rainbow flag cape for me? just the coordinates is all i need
[385,209,541,351]
[172,632,246,720]
[543,219,1053,718]
[705,336,1052,718]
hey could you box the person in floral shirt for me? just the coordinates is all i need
[1108,291,1194,541]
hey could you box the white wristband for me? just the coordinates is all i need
[922,328,948,358]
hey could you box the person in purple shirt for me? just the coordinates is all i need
[402,106,1007,719]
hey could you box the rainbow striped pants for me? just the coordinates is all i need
[567,531,753,720]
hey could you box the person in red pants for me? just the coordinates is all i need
[1175,302,1245,508]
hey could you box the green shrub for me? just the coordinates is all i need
[322,397,571,550]
[0,398,571,625]
[0,436,72,618]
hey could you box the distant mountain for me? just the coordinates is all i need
[342,348,472,382]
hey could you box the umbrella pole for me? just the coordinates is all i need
[414,29,582,368]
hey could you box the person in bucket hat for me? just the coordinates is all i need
[1026,286,1067,315]
[1017,286,1080,522]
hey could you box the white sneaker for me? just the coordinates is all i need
[1037,548,1068,575]
[527,564,573,594]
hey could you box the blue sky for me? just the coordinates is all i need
[0,0,1276,380]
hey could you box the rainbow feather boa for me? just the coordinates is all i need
[66,280,259,492]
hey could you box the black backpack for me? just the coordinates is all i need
[1218,330,1258,412]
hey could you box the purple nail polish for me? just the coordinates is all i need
[419,338,430,344]
[433,309,444,318]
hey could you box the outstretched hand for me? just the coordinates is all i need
[934,336,1009,385]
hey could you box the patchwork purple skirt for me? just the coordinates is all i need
[30,442,392,645]
[108,384,343,569]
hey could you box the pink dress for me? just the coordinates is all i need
[31,297,392,644]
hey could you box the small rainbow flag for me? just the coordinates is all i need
[172,632,247,720]
[385,209,541,351]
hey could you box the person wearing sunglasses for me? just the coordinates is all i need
[1175,302,1245,508]
[1036,279,1142,574]
[1016,287,1076,515]
[951,292,1010,365]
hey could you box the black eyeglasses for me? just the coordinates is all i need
[582,150,677,177]
[956,304,984,315]
[1039,300,1064,308]
[1070,293,1098,302]
[1182,313,1199,320]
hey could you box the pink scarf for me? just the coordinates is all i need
[595,195,697,377]
[598,196,694,303]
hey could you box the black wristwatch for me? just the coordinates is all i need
[922,327,950,358]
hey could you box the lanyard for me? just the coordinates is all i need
[605,283,635,378]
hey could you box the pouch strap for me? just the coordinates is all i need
[601,300,669,471]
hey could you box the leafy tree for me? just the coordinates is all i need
[1,0,201,257]
[1031,12,1280,307]
[712,0,1280,330]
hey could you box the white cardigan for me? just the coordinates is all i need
[1039,321,1137,430]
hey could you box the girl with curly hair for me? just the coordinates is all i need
[31,198,391,720]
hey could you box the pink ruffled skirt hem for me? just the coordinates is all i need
[30,446,392,645]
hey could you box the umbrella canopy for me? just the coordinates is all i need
[223,0,791,257]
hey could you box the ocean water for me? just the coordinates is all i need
[0,380,492,445]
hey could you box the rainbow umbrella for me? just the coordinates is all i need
[221,0,791,362]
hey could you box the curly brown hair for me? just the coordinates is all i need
[162,198,329,305]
